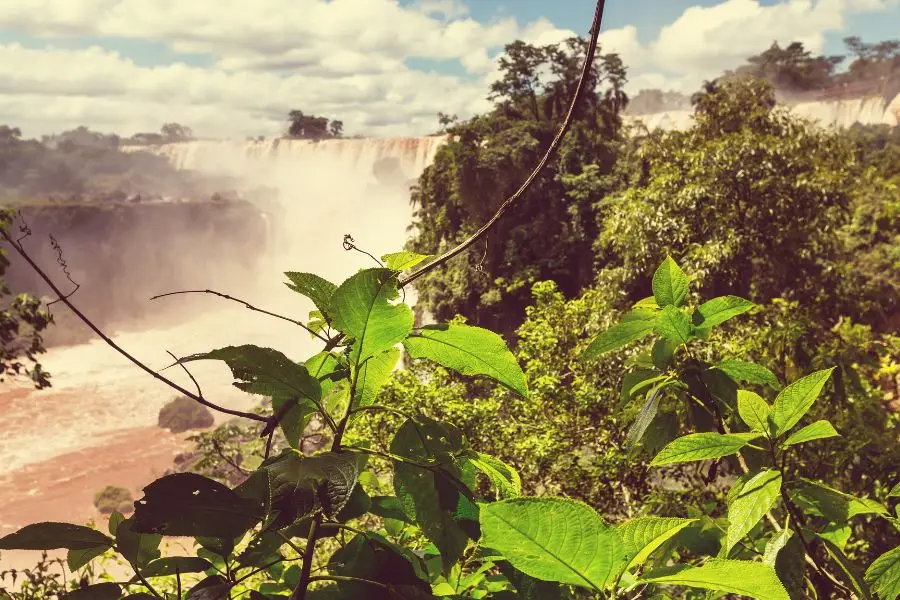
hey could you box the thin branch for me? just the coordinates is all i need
[398,0,607,288]
[151,289,330,344]
[0,229,268,424]
[306,575,389,590]
[165,350,203,397]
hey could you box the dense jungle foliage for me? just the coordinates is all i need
[1,26,900,600]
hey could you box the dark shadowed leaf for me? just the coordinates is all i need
[328,533,430,600]
[266,451,362,522]
[865,545,900,600]
[186,575,232,600]
[403,323,527,396]
[132,473,262,538]
[789,478,887,522]
[821,538,873,600]
[330,268,414,364]
[116,517,161,567]
[67,546,108,571]
[62,583,121,600]
[714,360,780,389]
[0,523,113,551]
[139,557,213,578]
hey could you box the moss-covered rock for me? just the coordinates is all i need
[93,485,133,514]
[158,396,214,433]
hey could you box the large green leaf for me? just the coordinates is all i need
[615,517,696,569]
[725,469,782,554]
[0,523,113,551]
[131,473,262,538]
[353,348,400,408]
[267,451,362,523]
[651,256,690,307]
[654,305,694,346]
[582,319,656,360]
[639,559,789,599]
[715,360,780,389]
[865,545,900,600]
[762,527,792,567]
[782,420,839,447]
[771,368,834,436]
[789,478,888,522]
[140,557,213,578]
[480,498,627,591]
[178,345,320,401]
[737,390,772,435]
[651,433,758,466]
[403,323,527,396]
[284,272,337,319]
[381,252,431,272]
[625,385,665,450]
[694,296,755,329]
[469,452,521,499]
[67,546,108,571]
[330,268,414,363]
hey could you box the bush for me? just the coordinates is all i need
[157,396,214,433]
[92,485,133,515]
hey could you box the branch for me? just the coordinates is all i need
[0,228,267,424]
[398,0,607,288]
[151,289,330,344]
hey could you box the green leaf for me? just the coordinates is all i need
[790,478,888,521]
[403,323,527,396]
[185,575,231,599]
[615,517,696,569]
[654,305,694,346]
[480,498,627,591]
[617,369,662,410]
[370,496,414,525]
[67,546,108,571]
[284,272,337,318]
[140,557,214,578]
[0,523,113,551]
[888,482,900,499]
[116,517,161,567]
[470,452,522,499]
[328,533,430,600]
[737,390,772,435]
[267,451,362,522]
[330,268,414,363]
[782,420,839,447]
[354,348,400,408]
[108,511,125,536]
[651,339,677,370]
[582,319,656,360]
[638,559,789,600]
[625,385,665,451]
[178,345,320,402]
[131,473,262,538]
[62,583,122,600]
[725,469,782,554]
[865,545,900,600]
[771,368,834,436]
[763,527,792,567]
[818,522,852,551]
[714,360,780,389]
[651,256,690,307]
[381,252,430,272]
[821,538,873,600]
[694,296,755,329]
[650,433,758,466]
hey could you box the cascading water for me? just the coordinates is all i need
[0,135,446,539]
[624,93,900,131]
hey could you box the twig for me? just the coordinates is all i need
[342,234,383,268]
[306,575,389,590]
[398,0,607,288]
[151,288,330,344]
[0,228,268,425]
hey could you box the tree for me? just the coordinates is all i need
[160,123,193,142]
[286,110,342,140]
[730,41,843,92]
[0,210,52,388]
[408,36,631,334]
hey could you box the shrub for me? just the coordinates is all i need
[92,485,133,515]
[157,395,214,433]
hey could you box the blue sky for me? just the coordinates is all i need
[0,0,897,137]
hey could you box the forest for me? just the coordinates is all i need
[0,7,899,600]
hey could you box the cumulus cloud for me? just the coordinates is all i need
[0,0,895,137]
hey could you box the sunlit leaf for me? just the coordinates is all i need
[714,360,780,389]
[782,420,839,447]
[651,433,758,466]
[651,256,690,307]
[381,252,431,272]
[638,559,789,600]
[771,368,835,436]
[354,348,401,408]
[284,272,337,319]
[725,469,782,554]
[865,545,900,600]
[654,305,694,346]
[469,452,522,499]
[737,390,772,435]
[582,320,656,360]
[615,517,696,569]
[693,296,754,329]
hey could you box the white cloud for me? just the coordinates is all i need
[0,0,895,137]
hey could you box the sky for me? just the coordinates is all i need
[0,0,897,139]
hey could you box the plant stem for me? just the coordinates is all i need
[290,514,321,600]
[306,575,389,589]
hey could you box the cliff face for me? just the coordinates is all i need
[5,199,269,346]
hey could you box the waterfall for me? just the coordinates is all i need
[625,94,900,132]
